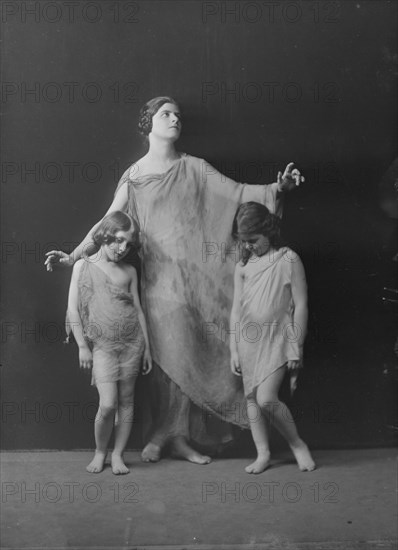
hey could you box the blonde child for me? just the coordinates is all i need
[67,211,152,474]
[230,202,315,474]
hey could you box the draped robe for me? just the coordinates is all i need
[117,153,282,434]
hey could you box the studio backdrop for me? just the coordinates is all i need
[1,0,397,450]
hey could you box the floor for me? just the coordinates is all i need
[0,448,396,550]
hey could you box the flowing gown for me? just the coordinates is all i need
[116,153,282,445]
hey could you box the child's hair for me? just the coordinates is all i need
[232,202,283,265]
[138,96,179,138]
[92,211,140,249]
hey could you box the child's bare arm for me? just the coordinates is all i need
[45,181,129,270]
[67,260,92,370]
[128,266,152,374]
[290,254,308,368]
[230,263,243,375]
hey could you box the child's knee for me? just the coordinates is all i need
[98,403,117,419]
[258,398,280,416]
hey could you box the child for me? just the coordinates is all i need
[230,202,315,474]
[67,211,152,474]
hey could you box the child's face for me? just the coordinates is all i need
[103,230,135,262]
[239,233,270,257]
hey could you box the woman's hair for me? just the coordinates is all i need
[232,202,283,265]
[92,211,140,249]
[138,96,179,137]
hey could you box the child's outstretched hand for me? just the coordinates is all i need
[230,351,241,376]
[277,162,305,193]
[79,346,93,371]
[142,349,152,375]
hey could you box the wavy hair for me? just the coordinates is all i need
[232,202,283,265]
[92,211,140,249]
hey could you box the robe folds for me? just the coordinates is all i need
[117,153,281,431]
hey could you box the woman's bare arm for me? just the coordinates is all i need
[45,181,129,271]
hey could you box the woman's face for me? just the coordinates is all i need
[239,233,270,257]
[150,102,182,141]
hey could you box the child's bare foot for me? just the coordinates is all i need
[141,442,161,462]
[171,436,212,465]
[111,453,130,475]
[245,452,271,474]
[86,451,107,473]
[291,440,316,471]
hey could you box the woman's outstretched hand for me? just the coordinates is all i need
[44,250,74,272]
[277,162,305,192]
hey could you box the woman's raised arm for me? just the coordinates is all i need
[44,179,129,271]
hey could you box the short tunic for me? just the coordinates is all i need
[237,247,301,396]
[75,261,145,385]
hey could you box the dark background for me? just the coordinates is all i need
[1,0,397,451]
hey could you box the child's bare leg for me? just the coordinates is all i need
[112,377,137,475]
[256,368,316,472]
[87,382,117,473]
[245,395,271,474]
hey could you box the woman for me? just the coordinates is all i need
[46,96,304,464]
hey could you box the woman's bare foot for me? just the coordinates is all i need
[170,436,211,464]
[291,440,316,471]
[111,453,130,475]
[245,452,271,474]
[86,451,107,473]
[141,442,161,463]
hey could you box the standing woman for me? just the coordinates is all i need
[46,96,303,464]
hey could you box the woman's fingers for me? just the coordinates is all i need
[291,168,305,186]
[45,250,61,257]
[284,162,295,176]
[44,251,62,271]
